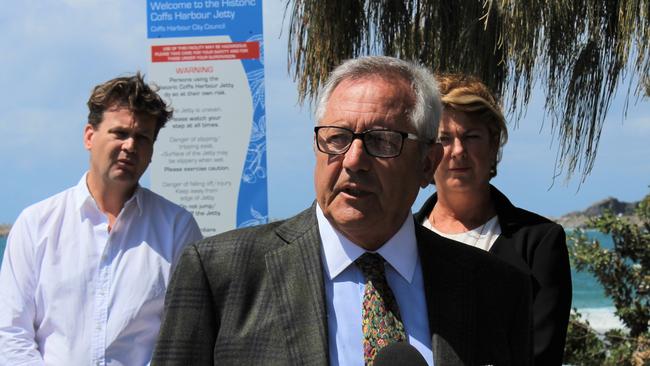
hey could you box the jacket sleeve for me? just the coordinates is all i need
[531,225,572,365]
[152,243,218,365]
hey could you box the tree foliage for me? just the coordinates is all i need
[565,193,650,364]
[564,311,607,365]
[285,0,650,181]
[565,314,649,366]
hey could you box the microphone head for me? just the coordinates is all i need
[373,342,428,366]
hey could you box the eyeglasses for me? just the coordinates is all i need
[314,126,432,158]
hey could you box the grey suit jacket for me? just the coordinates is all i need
[152,205,532,366]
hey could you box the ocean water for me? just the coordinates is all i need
[568,230,614,309]
[565,230,626,330]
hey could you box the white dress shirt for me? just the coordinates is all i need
[316,206,433,366]
[0,174,202,366]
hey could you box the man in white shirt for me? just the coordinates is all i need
[0,73,203,366]
[152,56,532,366]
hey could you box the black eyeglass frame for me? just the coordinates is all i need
[314,125,433,158]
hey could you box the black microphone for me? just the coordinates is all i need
[373,342,428,366]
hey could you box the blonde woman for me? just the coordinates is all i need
[415,74,572,365]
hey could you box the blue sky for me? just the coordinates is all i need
[0,1,648,225]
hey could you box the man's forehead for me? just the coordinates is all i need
[102,107,156,130]
[335,73,411,91]
[321,77,413,127]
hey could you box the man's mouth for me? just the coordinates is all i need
[116,159,135,168]
[339,185,372,198]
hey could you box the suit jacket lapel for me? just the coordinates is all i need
[265,206,329,366]
[488,187,532,275]
[416,223,476,366]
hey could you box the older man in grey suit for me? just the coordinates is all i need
[152,56,532,366]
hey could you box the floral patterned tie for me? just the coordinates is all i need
[355,252,407,365]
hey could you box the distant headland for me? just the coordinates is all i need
[0,224,10,237]
[551,197,643,229]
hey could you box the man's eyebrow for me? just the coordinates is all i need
[438,127,482,134]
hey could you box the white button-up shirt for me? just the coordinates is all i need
[0,174,202,366]
[317,206,433,366]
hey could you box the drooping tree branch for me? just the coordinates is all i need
[285,0,650,182]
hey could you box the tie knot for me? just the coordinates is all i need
[355,252,386,278]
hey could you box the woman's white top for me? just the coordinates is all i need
[422,215,501,251]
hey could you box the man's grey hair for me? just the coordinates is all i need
[315,56,441,142]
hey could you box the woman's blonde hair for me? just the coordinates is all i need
[436,74,508,178]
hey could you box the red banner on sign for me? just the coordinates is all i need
[151,41,260,62]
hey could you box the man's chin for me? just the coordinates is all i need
[109,171,140,185]
[328,207,379,232]
[320,196,381,229]
[329,197,376,217]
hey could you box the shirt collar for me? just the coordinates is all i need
[74,173,95,214]
[74,172,143,217]
[316,204,418,283]
[130,187,144,216]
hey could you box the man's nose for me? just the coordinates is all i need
[122,137,136,152]
[342,138,371,171]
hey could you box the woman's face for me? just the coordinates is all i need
[433,109,497,193]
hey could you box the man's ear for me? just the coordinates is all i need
[420,143,442,188]
[83,124,95,151]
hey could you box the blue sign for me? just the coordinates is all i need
[147,0,263,40]
[147,0,267,232]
